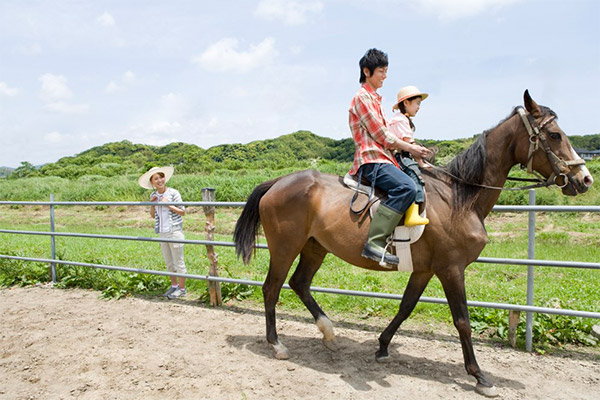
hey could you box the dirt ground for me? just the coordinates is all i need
[0,286,598,400]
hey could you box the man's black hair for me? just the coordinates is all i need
[359,48,388,83]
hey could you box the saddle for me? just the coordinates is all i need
[343,171,427,272]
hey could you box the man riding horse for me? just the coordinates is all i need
[349,48,430,266]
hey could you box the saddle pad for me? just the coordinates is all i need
[343,173,371,195]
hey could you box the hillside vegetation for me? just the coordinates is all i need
[2,130,599,205]
[5,131,599,180]
[7,131,358,179]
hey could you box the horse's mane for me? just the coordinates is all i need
[444,108,522,213]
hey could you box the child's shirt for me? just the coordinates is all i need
[151,187,184,233]
[389,112,415,142]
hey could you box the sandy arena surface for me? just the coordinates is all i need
[0,286,598,400]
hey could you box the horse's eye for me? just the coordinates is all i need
[548,132,561,140]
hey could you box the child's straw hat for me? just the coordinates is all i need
[392,86,429,110]
[138,166,174,189]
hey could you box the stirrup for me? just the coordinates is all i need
[378,236,395,267]
[362,243,397,268]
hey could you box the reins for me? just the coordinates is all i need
[422,106,586,191]
[423,161,552,191]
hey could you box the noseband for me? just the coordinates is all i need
[516,107,586,188]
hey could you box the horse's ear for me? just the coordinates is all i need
[524,89,542,117]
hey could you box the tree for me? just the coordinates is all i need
[9,161,39,179]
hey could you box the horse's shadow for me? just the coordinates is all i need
[225,330,525,393]
[133,295,577,394]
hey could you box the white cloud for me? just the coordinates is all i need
[97,12,116,26]
[44,131,64,144]
[105,81,120,93]
[414,0,520,21]
[119,93,193,145]
[44,102,90,113]
[105,70,136,93]
[0,82,20,96]
[39,73,72,102]
[37,73,89,113]
[122,70,136,83]
[255,0,323,26]
[192,37,277,73]
[152,121,182,135]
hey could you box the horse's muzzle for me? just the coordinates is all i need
[563,169,594,196]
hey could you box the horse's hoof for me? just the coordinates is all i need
[316,316,335,342]
[322,339,339,352]
[272,342,290,360]
[475,383,498,397]
[375,354,392,363]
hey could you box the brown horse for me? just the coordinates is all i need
[233,91,593,397]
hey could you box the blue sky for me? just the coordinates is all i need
[1,0,599,168]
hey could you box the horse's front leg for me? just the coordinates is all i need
[438,266,498,398]
[377,271,433,361]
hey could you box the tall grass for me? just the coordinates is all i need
[0,161,352,202]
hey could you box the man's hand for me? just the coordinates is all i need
[409,143,432,160]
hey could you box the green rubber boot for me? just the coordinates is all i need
[361,203,403,266]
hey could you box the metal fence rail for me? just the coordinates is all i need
[1,191,599,352]
[2,254,598,320]
[0,229,596,268]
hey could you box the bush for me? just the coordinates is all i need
[0,258,50,287]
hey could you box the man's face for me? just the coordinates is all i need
[364,66,387,91]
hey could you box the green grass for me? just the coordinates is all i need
[1,204,598,352]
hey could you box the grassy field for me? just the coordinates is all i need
[1,201,598,352]
[1,160,599,351]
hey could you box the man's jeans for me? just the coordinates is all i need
[360,163,417,213]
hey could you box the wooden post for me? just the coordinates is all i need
[202,187,222,306]
[508,310,521,348]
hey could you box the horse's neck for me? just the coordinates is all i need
[475,116,521,217]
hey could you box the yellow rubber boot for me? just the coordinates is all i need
[404,203,429,227]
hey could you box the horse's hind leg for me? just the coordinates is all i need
[288,239,336,349]
[263,245,303,360]
[376,271,433,361]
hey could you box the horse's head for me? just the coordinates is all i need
[514,90,594,196]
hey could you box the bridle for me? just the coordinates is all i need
[516,106,585,188]
[425,106,586,191]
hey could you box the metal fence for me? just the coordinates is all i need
[1,189,599,352]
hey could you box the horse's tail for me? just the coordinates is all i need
[234,178,280,264]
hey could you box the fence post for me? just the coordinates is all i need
[525,189,536,352]
[201,187,222,306]
[49,194,57,283]
[508,310,520,348]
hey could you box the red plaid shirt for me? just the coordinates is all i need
[348,84,400,175]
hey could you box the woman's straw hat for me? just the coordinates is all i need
[392,86,429,110]
[138,166,174,189]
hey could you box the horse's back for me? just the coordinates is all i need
[260,169,352,214]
